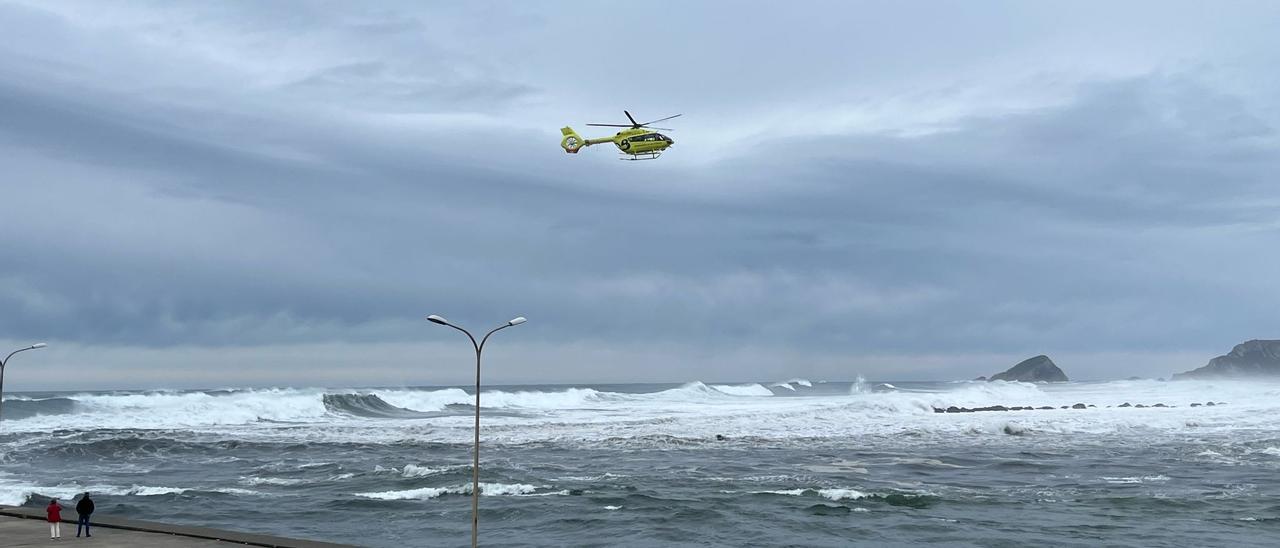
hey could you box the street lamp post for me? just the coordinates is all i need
[0,343,48,423]
[426,315,526,548]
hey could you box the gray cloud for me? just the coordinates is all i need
[2,1,1280,388]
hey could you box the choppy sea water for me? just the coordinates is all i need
[2,378,1279,547]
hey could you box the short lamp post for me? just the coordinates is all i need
[426,315,526,548]
[0,343,48,423]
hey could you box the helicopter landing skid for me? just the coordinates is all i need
[621,151,662,161]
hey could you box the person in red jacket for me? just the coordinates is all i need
[46,498,63,539]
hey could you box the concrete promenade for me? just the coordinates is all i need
[0,507,355,548]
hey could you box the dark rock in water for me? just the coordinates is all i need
[1087,404,1096,408]
[715,434,728,441]
[1060,405,1069,409]
[1206,402,1215,406]
[1153,403,1167,408]
[1002,424,1029,436]
[974,376,988,381]
[988,355,1069,383]
[1038,406,1055,410]
[933,407,946,413]
[1071,403,1086,409]
[1174,339,1280,379]
[1217,402,1227,405]
[946,406,963,413]
[1135,404,1147,408]
[1191,403,1202,407]
[1119,403,1132,408]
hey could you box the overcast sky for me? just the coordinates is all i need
[3,1,1279,390]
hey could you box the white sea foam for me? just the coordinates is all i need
[768,378,811,389]
[816,488,869,501]
[553,473,628,481]
[401,464,454,478]
[241,477,309,486]
[355,483,542,500]
[371,464,465,478]
[11,388,331,429]
[851,375,869,394]
[372,388,471,412]
[210,487,264,496]
[1100,476,1169,484]
[637,381,735,402]
[750,489,808,496]
[477,388,606,409]
[4,378,1280,448]
[129,486,186,496]
[0,473,45,506]
[747,488,869,500]
[0,479,265,505]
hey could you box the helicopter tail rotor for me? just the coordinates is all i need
[560,127,585,153]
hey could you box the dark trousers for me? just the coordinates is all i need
[76,514,91,537]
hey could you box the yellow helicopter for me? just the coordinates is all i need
[560,111,680,160]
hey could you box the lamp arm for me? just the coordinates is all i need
[477,323,513,356]
[442,323,480,354]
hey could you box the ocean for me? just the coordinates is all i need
[1,378,1278,547]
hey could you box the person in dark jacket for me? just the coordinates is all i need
[46,498,63,539]
[75,492,94,538]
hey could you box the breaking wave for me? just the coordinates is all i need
[709,384,775,397]
[0,397,80,420]
[0,473,268,506]
[1,381,798,428]
[746,488,938,508]
[322,394,436,419]
[354,482,557,500]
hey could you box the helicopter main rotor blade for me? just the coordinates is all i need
[586,123,634,127]
[646,127,675,131]
[624,110,640,127]
[641,114,682,125]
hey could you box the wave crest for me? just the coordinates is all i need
[354,482,547,500]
